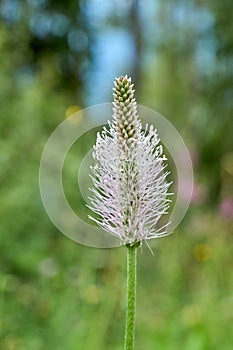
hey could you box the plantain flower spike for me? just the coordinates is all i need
[88,75,172,246]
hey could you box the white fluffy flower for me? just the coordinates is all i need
[88,75,172,245]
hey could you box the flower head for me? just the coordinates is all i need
[88,75,172,245]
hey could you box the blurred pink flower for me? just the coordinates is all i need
[220,197,233,220]
[191,182,207,204]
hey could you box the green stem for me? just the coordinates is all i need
[124,243,138,350]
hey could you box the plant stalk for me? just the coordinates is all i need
[124,244,138,350]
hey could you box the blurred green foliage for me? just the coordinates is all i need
[0,1,232,349]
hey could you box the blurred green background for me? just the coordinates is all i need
[0,0,233,349]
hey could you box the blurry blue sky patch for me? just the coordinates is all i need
[29,11,70,38]
[68,29,88,53]
[86,28,135,105]
[0,0,22,22]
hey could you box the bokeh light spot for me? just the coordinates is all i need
[65,105,82,119]
[84,284,102,304]
[193,243,212,262]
